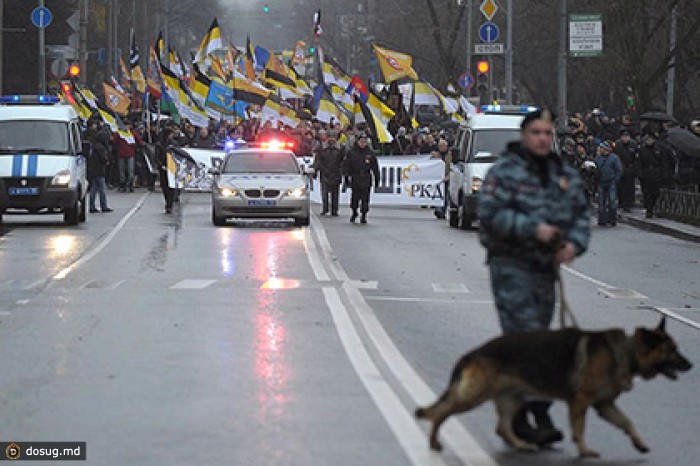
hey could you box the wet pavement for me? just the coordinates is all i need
[0,191,698,465]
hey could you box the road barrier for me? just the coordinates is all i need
[657,187,700,225]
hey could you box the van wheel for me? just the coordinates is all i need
[294,214,310,227]
[64,201,79,225]
[212,210,227,226]
[448,197,459,228]
[79,197,87,222]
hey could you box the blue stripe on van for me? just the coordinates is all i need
[11,154,22,177]
[27,154,38,177]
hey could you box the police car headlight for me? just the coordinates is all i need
[286,187,307,198]
[51,170,72,186]
[471,177,483,192]
[218,187,238,198]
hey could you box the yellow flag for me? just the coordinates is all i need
[103,83,131,115]
[372,44,419,83]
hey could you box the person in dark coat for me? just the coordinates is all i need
[313,130,345,216]
[477,109,590,447]
[344,134,380,224]
[594,141,623,226]
[85,118,113,213]
[156,126,180,214]
[194,127,216,148]
[614,129,639,211]
[638,134,663,218]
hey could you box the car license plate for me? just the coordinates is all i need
[8,187,39,196]
[248,199,276,207]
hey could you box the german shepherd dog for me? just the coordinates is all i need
[415,318,692,458]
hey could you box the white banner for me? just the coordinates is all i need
[168,148,225,191]
[302,154,445,207]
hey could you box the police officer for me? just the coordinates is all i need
[615,129,639,212]
[344,133,380,224]
[313,130,346,216]
[477,109,591,447]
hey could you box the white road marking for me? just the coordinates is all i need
[322,287,447,466]
[0,311,12,316]
[431,283,470,294]
[562,265,614,289]
[22,279,45,290]
[170,279,217,290]
[367,296,494,305]
[599,287,648,300]
[53,193,149,281]
[351,280,379,290]
[645,306,700,331]
[341,282,499,466]
[78,280,97,290]
[109,280,127,290]
[303,228,330,281]
[15,299,29,305]
[309,216,498,466]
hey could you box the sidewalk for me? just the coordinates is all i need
[618,208,700,243]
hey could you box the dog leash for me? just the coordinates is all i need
[551,232,579,329]
[556,266,579,329]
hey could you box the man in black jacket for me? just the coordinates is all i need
[344,134,380,224]
[615,129,638,212]
[85,118,113,213]
[313,130,345,216]
[638,134,663,218]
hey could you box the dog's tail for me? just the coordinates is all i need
[415,353,477,420]
[415,388,451,419]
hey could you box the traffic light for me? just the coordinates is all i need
[476,60,489,97]
[263,4,270,12]
[308,46,316,55]
[68,64,81,79]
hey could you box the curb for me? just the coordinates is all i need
[618,214,700,244]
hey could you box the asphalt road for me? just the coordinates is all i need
[0,191,698,466]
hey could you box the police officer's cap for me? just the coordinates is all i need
[357,132,368,140]
[521,109,556,129]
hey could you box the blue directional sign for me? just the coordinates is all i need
[31,6,53,29]
[479,22,499,43]
[458,72,475,90]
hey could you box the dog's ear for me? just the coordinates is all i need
[657,316,667,333]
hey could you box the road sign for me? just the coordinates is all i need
[458,72,475,90]
[50,59,69,79]
[569,14,603,57]
[479,22,499,43]
[31,6,53,29]
[479,0,498,20]
[66,11,80,31]
[475,43,504,54]
[97,48,107,66]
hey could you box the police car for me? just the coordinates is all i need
[447,105,537,229]
[0,95,88,225]
[211,144,312,227]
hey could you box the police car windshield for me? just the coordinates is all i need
[470,130,521,162]
[0,120,70,153]
[223,152,299,174]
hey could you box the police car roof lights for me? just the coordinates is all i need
[0,95,61,105]
[480,104,539,115]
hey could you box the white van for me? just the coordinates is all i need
[447,106,536,229]
[0,95,88,225]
